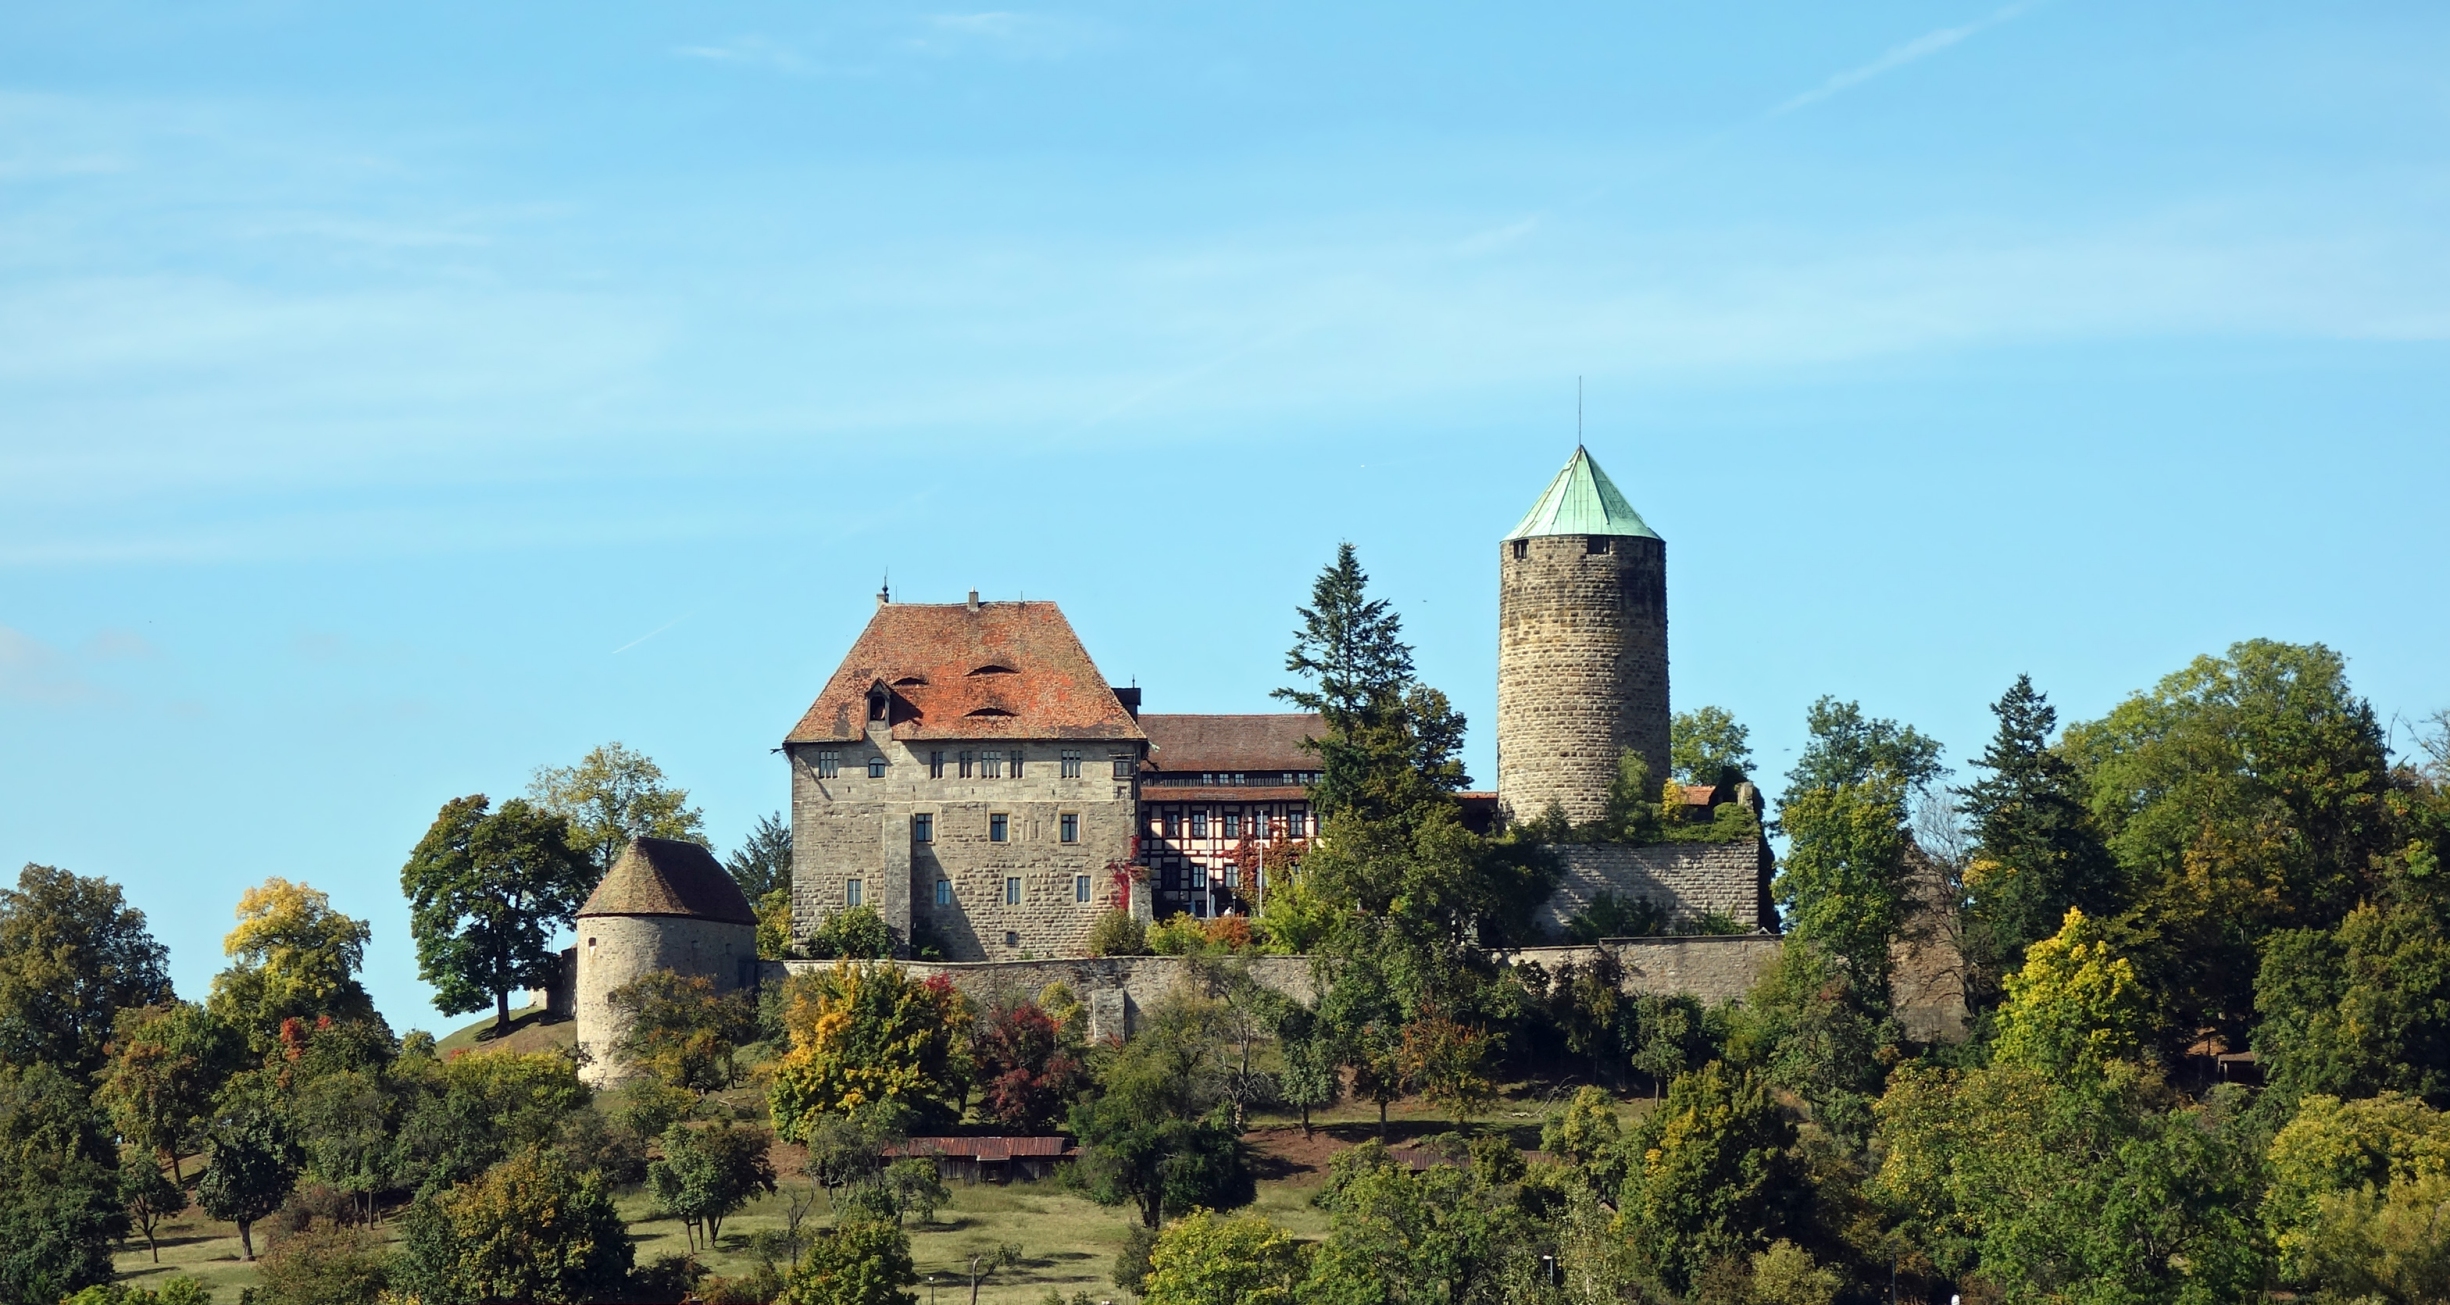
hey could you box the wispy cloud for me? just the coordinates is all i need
[916,12,1109,60]
[674,36,810,74]
[1770,1,2043,117]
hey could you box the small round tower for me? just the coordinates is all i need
[1496,445,1669,827]
[574,837,760,1085]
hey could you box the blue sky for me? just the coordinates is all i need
[4,1,2446,1031]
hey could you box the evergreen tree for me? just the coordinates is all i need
[1275,543,1466,828]
[727,811,795,903]
[1958,676,2121,993]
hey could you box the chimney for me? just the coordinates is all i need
[966,590,980,612]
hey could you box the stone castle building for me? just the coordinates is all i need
[766,444,1764,961]
[573,837,759,1085]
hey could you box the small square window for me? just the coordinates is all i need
[1223,812,1240,839]
[867,756,886,779]
[1512,539,1528,560]
[1287,810,1307,838]
[816,750,840,779]
[1059,813,1079,843]
[1112,755,1132,779]
[912,813,934,843]
[1005,877,1021,905]
[1233,773,1246,785]
[1075,874,1091,903]
[989,813,1009,842]
[935,878,951,906]
[1190,811,1208,838]
[1587,536,1611,555]
[845,879,863,907]
[1201,772,1214,785]
[1060,749,1082,778]
[586,936,597,949]
[1004,930,1020,948]
[929,750,946,779]
[959,750,974,778]
[982,750,1004,779]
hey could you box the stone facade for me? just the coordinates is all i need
[1513,935,1785,1005]
[576,913,758,1085]
[788,727,1138,962]
[1497,531,1670,826]
[1535,839,1775,936]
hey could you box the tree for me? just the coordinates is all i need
[395,1147,633,1304]
[608,969,762,1094]
[1304,1142,1528,1305]
[1070,993,1254,1228]
[253,1224,390,1305]
[1619,1063,1802,1294]
[1784,697,1945,798]
[1085,909,1150,957]
[402,794,597,1033]
[780,1219,919,1305]
[808,905,898,961]
[0,1061,126,1303]
[93,1001,242,1182]
[196,1083,298,1261]
[1990,908,2148,1081]
[121,1152,187,1263]
[2256,901,2450,1111]
[206,878,373,1046]
[1718,940,1891,1146]
[1958,676,2121,994]
[0,863,172,1076]
[881,1156,950,1225]
[1774,775,1911,1002]
[1399,1015,1494,1126]
[1275,543,1468,829]
[528,740,706,873]
[647,1122,777,1251]
[1142,1210,1306,1305]
[768,963,972,1140]
[973,997,1087,1133]
[1673,706,1757,788]
[394,1049,587,1191]
[728,812,795,904]
[2264,1091,2450,1290]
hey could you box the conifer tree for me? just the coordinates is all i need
[1958,676,2120,993]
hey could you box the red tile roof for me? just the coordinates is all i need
[1140,714,1323,774]
[786,601,1146,745]
[577,838,759,924]
[1140,785,1311,803]
[887,1136,1077,1161]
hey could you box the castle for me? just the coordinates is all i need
[569,445,1781,1076]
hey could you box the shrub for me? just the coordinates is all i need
[253,1224,388,1305]
[1084,910,1149,957]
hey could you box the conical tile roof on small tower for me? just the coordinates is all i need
[1504,445,1661,542]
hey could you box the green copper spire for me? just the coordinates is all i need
[1503,446,1661,542]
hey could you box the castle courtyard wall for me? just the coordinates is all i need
[1536,839,1774,935]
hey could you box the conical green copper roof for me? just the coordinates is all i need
[1504,446,1661,542]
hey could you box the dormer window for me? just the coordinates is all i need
[968,663,1018,676]
[966,707,1015,718]
[867,687,889,721]
[892,675,928,687]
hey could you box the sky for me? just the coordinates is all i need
[3,1,2446,1032]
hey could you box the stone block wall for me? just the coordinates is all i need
[1497,533,1669,825]
[775,953,1318,1042]
[1537,839,1773,936]
[1512,935,1784,1005]
[576,914,758,1085]
[790,722,1138,962]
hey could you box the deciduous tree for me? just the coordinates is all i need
[0,863,172,1076]
[196,1081,299,1261]
[780,1219,918,1305]
[648,1121,777,1251]
[206,878,373,1047]
[973,997,1086,1133]
[401,794,596,1033]
[609,969,761,1094]
[528,741,706,873]
[768,963,971,1139]
[0,1060,126,1302]
[1142,1210,1306,1305]
[395,1146,633,1304]
[1673,705,1757,788]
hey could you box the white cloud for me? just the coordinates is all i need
[673,36,810,74]
[1770,1,2043,117]
[916,12,1109,60]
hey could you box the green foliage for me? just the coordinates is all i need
[394,1048,588,1191]
[1674,705,1757,788]
[1774,774,1911,1002]
[196,1082,299,1261]
[1958,676,2121,999]
[93,1001,243,1180]
[394,1147,633,1304]
[767,963,971,1139]
[608,969,762,1094]
[401,794,596,1031]
[1597,750,1665,844]
[0,863,172,1076]
[121,1152,187,1261]
[1564,890,1666,942]
[758,887,796,962]
[527,740,706,873]
[1990,908,2148,1081]
[1141,1209,1307,1305]
[780,1219,918,1305]
[1084,908,1150,957]
[1720,940,1892,1145]
[1304,1138,1538,1305]
[2256,900,2450,1110]
[2264,1091,2450,1289]
[0,1060,126,1303]
[206,878,374,1047]
[252,1224,389,1305]
[1784,697,1946,796]
[807,906,899,961]
[1397,1015,1495,1125]
[881,1156,950,1225]
[647,1121,777,1250]
[1070,992,1255,1228]
[1275,543,1468,827]
[61,1281,213,1305]
[728,811,795,904]
[1619,1062,1804,1294]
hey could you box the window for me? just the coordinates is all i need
[1587,536,1611,555]
[990,813,1009,842]
[586,936,596,949]
[1282,772,1295,785]
[1075,874,1091,903]
[1191,865,1208,888]
[935,878,952,906]
[867,755,886,778]
[1512,539,1528,560]
[868,688,889,721]
[1005,930,1020,948]
[1059,813,1079,843]
[816,750,840,779]
[912,813,934,843]
[1190,811,1208,838]
[1233,773,1246,785]
[1005,877,1022,905]
[1060,749,1082,778]
[1192,898,1208,919]
[1113,754,1132,779]
[1287,810,1306,838]
[1223,812,1240,839]
[1009,748,1024,779]
[1201,772,1214,785]
[1162,812,1180,838]
[959,751,974,778]
[845,878,863,907]
[982,750,1004,779]
[929,750,946,779]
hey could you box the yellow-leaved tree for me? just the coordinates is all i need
[1990,907,2147,1079]
[207,878,374,1045]
[766,961,971,1141]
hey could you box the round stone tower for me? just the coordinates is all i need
[1497,445,1668,827]
[573,836,760,1085]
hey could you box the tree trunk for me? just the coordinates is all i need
[1300,1103,1312,1138]
[238,1219,255,1261]
[495,985,512,1033]
[168,1149,181,1185]
[146,1231,158,1263]
[1378,1098,1388,1141]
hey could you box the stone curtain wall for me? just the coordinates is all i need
[790,722,1138,962]
[1513,936,1785,1005]
[1496,533,1669,826]
[1536,840,1773,936]
[576,914,758,1085]
[772,954,1319,1043]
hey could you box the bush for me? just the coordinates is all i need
[394,1147,632,1304]
[1084,910,1148,957]
[780,1219,918,1305]
[1564,891,1665,942]
[61,1281,213,1305]
[807,907,898,961]
[253,1224,388,1305]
